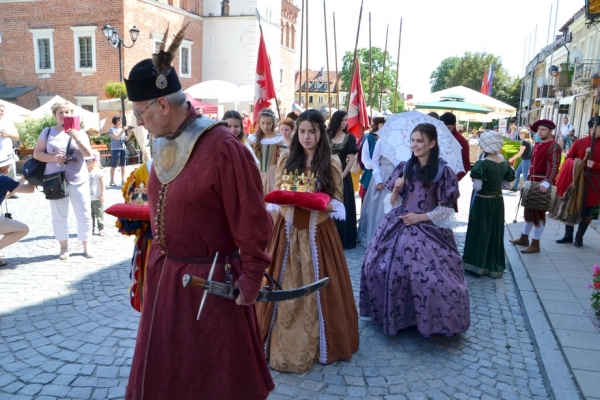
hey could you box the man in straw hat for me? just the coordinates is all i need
[555,116,600,247]
[0,152,36,267]
[123,24,274,399]
[509,119,561,253]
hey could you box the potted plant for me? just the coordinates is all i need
[104,82,128,99]
[590,265,600,318]
[14,114,56,172]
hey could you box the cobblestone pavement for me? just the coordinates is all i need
[0,171,550,399]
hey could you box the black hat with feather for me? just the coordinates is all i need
[125,23,189,101]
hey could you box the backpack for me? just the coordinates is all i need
[22,128,50,186]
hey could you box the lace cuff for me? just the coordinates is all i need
[472,179,483,191]
[329,199,346,220]
[383,192,402,215]
[266,203,281,213]
[425,206,457,229]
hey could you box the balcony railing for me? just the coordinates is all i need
[574,59,600,85]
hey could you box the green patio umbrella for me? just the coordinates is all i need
[414,98,492,114]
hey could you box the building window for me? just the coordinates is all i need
[324,82,328,90]
[221,0,230,16]
[79,37,93,68]
[74,96,98,113]
[280,69,283,84]
[308,95,314,103]
[340,93,347,104]
[152,32,164,54]
[301,95,305,103]
[71,26,97,73]
[30,28,55,74]
[281,20,284,45]
[291,25,296,49]
[285,23,290,47]
[314,82,321,89]
[318,96,324,104]
[179,40,193,78]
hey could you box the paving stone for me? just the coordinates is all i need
[68,387,93,399]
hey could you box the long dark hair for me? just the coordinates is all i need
[404,123,440,187]
[326,110,347,139]
[285,110,335,196]
[222,110,244,142]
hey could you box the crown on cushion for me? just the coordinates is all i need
[280,170,317,193]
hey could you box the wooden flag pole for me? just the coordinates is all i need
[256,9,281,121]
[333,11,339,109]
[297,0,305,106]
[347,0,364,110]
[392,18,403,112]
[305,0,309,110]
[368,12,373,121]
[378,24,389,112]
[323,0,332,120]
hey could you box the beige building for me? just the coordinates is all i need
[295,68,343,111]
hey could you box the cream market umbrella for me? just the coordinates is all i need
[185,80,241,103]
[28,95,100,130]
[377,111,466,176]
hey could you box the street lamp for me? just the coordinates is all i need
[101,23,139,125]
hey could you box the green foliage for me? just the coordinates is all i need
[16,114,56,149]
[105,81,128,99]
[340,48,404,113]
[429,52,521,108]
[430,57,460,93]
[501,138,523,169]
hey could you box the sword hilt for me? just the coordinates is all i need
[182,274,207,288]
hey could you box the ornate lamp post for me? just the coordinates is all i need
[101,24,140,125]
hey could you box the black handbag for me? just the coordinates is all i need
[22,127,50,186]
[43,171,69,200]
[42,137,72,200]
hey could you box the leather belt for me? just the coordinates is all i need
[167,249,240,265]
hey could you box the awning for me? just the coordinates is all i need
[559,93,590,105]
[0,84,36,101]
[521,107,541,116]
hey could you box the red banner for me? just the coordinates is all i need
[347,59,369,141]
[253,32,276,126]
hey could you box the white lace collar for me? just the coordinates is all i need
[247,134,283,145]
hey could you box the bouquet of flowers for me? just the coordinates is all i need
[590,265,600,318]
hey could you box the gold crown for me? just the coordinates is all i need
[280,169,317,193]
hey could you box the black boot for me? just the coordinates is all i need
[556,225,574,244]
[574,222,590,248]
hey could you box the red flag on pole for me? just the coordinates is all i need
[480,70,488,95]
[347,59,369,141]
[254,32,277,126]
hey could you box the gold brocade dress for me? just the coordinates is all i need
[256,153,360,373]
[247,134,285,196]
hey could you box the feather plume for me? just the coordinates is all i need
[167,22,189,56]
[151,23,189,79]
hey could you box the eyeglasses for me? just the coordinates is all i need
[133,99,157,121]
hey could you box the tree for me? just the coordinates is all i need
[429,56,460,93]
[339,47,404,113]
[429,52,521,108]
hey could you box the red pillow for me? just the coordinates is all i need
[105,203,151,221]
[265,190,331,211]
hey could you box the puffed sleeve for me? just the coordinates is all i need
[347,133,359,154]
[425,166,460,229]
[503,161,516,182]
[329,155,346,220]
[469,160,487,181]
[384,162,406,192]
[215,137,273,305]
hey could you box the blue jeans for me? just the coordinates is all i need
[512,159,530,189]
[111,149,126,168]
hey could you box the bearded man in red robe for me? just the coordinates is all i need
[123,26,274,400]
[510,119,561,253]
[556,116,600,247]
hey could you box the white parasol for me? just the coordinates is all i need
[376,110,465,176]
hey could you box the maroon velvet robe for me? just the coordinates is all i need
[525,140,561,225]
[566,135,600,207]
[126,123,274,400]
[451,128,471,181]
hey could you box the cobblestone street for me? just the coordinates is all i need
[0,169,552,399]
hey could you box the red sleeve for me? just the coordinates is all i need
[215,136,273,304]
[452,130,470,181]
[566,139,581,160]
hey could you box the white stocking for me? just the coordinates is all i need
[522,222,533,236]
[532,224,545,240]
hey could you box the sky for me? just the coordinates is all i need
[296,0,583,99]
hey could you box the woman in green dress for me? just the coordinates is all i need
[463,130,515,279]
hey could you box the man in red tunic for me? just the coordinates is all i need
[556,116,600,247]
[124,27,274,400]
[510,119,561,253]
[440,112,470,181]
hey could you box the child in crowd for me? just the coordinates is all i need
[86,150,105,236]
